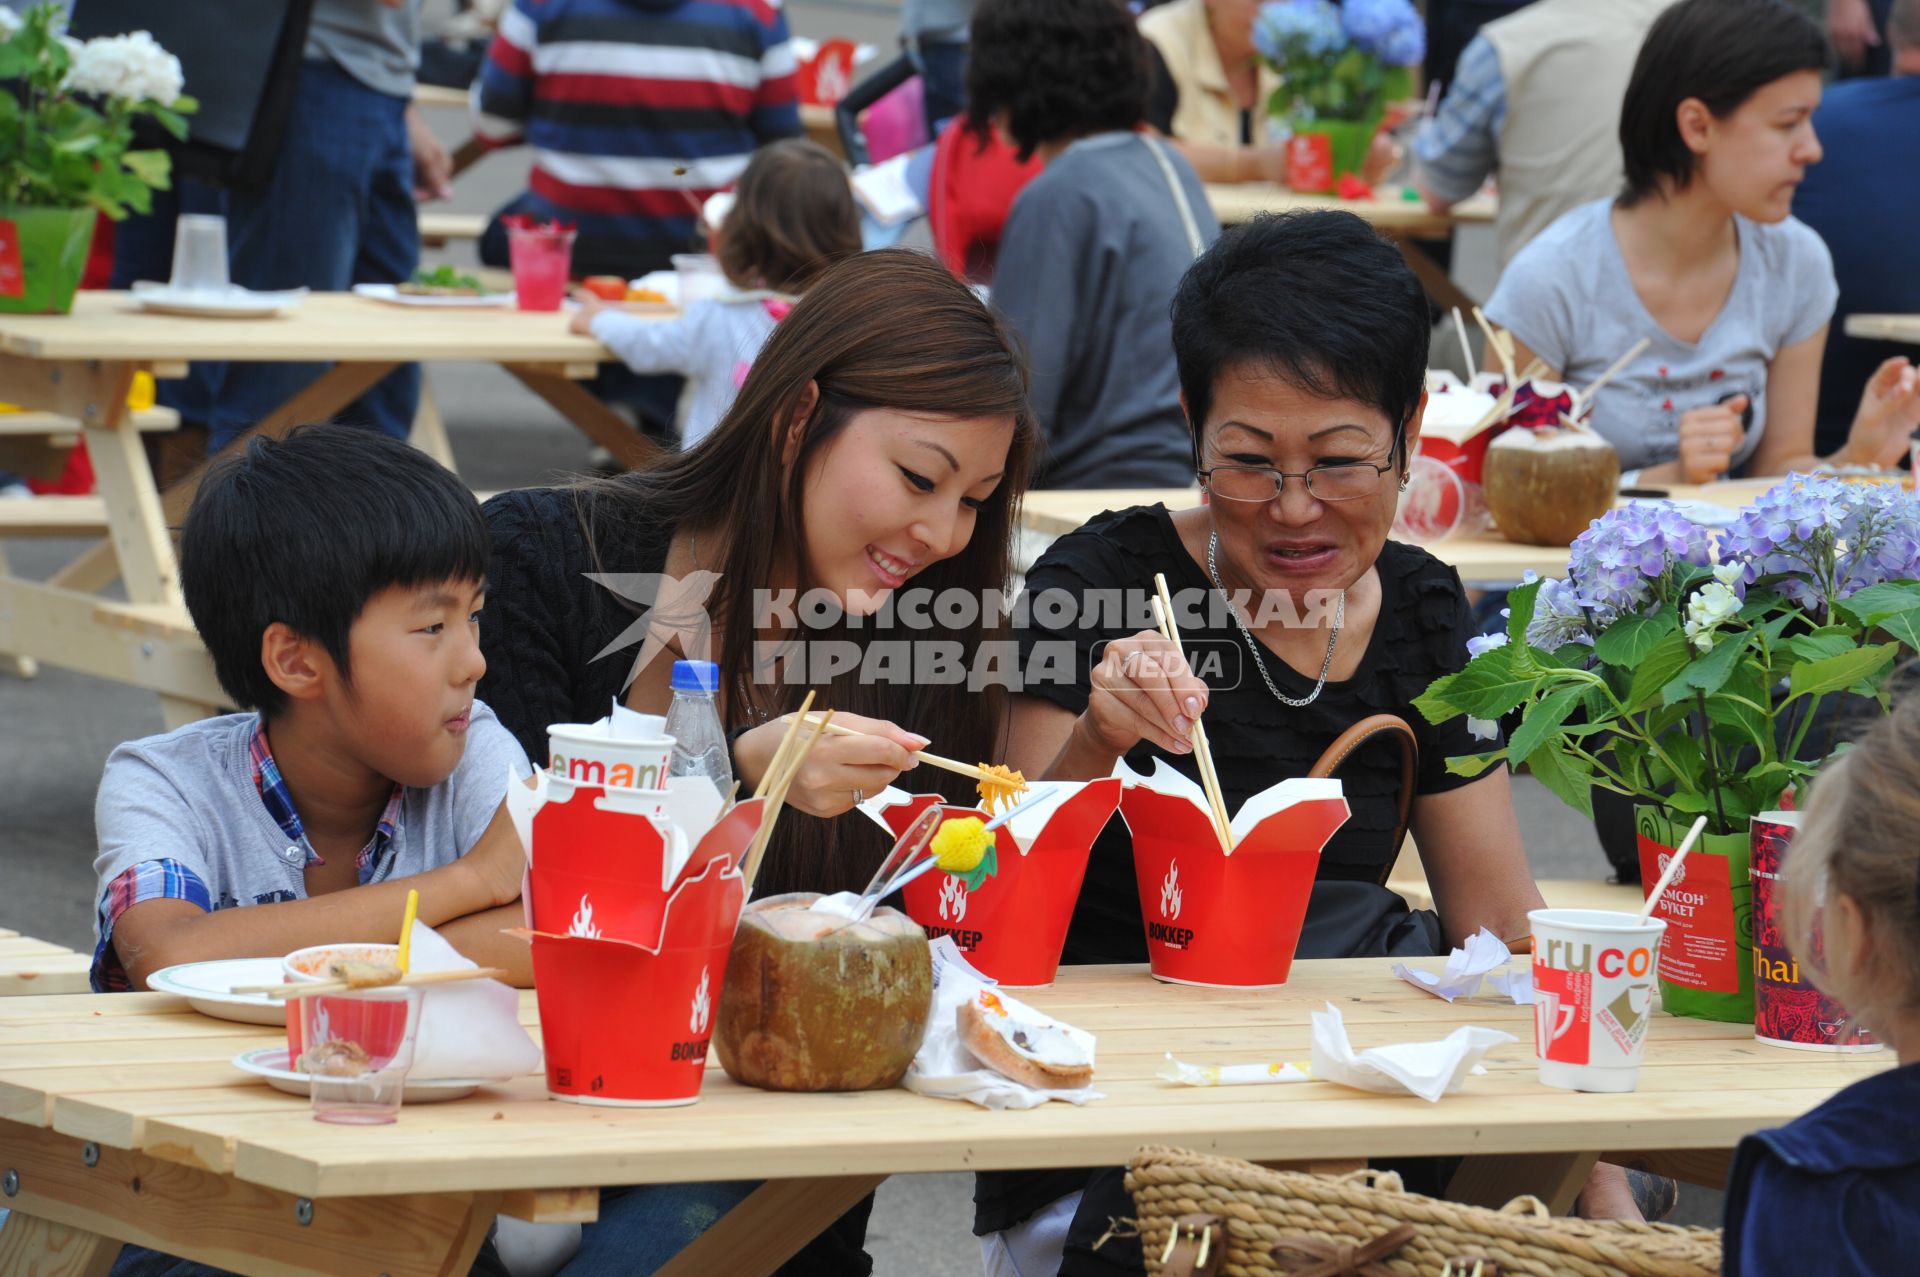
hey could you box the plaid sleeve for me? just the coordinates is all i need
[1411,35,1506,205]
[750,8,802,142]
[472,0,537,147]
[91,859,212,992]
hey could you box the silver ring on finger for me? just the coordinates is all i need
[852,788,865,805]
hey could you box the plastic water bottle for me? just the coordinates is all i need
[665,660,734,797]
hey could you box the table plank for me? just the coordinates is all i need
[1843,313,1920,343]
[1206,184,1495,234]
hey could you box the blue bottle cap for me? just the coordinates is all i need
[671,659,720,693]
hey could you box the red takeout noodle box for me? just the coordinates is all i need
[858,779,1121,987]
[1117,759,1349,988]
[510,769,758,1106]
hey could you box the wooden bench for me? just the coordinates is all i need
[0,930,91,997]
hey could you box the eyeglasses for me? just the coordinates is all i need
[1199,450,1402,503]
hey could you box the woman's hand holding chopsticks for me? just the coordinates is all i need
[1082,628,1211,759]
[733,712,926,817]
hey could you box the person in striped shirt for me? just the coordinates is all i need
[472,0,803,283]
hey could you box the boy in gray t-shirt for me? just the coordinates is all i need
[91,426,532,992]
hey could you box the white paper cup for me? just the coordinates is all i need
[1529,907,1667,1093]
[547,717,673,792]
[671,253,726,305]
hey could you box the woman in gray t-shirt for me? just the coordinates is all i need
[1485,0,1920,486]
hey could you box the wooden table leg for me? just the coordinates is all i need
[0,542,37,681]
[0,1209,125,1277]
[503,364,665,471]
[650,1174,889,1277]
[1447,1150,1597,1216]
[409,380,456,471]
[1601,1147,1732,1191]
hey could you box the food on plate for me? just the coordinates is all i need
[975,764,1026,815]
[328,959,402,989]
[580,275,628,302]
[399,264,484,296]
[931,816,993,873]
[625,286,670,304]
[297,1037,373,1078]
[715,892,933,1092]
[957,987,1093,1090]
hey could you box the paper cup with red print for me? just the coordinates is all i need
[1750,811,1880,1053]
[1529,907,1667,1093]
[525,854,745,1106]
[856,780,1121,987]
[1117,759,1349,988]
[546,708,674,794]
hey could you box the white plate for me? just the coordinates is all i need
[146,957,288,1025]
[353,282,516,308]
[233,1047,498,1103]
[130,282,308,317]
[1625,497,1741,528]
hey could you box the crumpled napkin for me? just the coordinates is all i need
[902,938,1102,1110]
[404,921,542,1080]
[1393,927,1535,1004]
[1310,1002,1514,1103]
[1158,1055,1310,1087]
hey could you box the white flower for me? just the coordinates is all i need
[1465,631,1509,658]
[1467,716,1501,742]
[1683,570,1743,652]
[0,10,22,40]
[66,31,184,106]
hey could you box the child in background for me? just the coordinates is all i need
[568,139,862,450]
[1721,697,1920,1273]
[91,425,533,994]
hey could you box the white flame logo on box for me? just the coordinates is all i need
[567,893,602,940]
[307,1001,332,1053]
[1656,851,1687,887]
[689,966,711,1036]
[938,872,968,923]
[1160,860,1182,921]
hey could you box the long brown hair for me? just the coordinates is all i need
[715,139,861,293]
[580,248,1037,895]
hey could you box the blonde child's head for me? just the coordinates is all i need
[1784,695,1920,1048]
[715,139,861,294]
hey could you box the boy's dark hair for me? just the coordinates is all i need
[181,424,487,716]
[715,139,861,293]
[1618,0,1829,207]
[1170,211,1430,473]
[964,0,1149,162]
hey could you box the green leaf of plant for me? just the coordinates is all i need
[1525,743,1594,819]
[1504,578,1541,649]
[1785,629,1856,665]
[1865,605,1920,654]
[1443,749,1507,780]
[1704,659,1774,762]
[1505,685,1587,769]
[1593,613,1671,668]
[1429,643,1540,719]
[1660,630,1751,705]
[1787,642,1899,702]
[120,149,171,187]
[1839,582,1920,626]
[1625,631,1692,709]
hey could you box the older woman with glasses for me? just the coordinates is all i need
[985,212,1642,1275]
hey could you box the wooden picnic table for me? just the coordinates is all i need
[0,931,88,999]
[1019,478,1777,585]
[1844,313,1920,343]
[0,959,1883,1275]
[1205,186,1497,312]
[0,291,662,726]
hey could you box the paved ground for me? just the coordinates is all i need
[0,1,1718,1262]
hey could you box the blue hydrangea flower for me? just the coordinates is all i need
[1525,575,1594,649]
[1342,0,1424,63]
[1837,481,1920,594]
[1254,0,1347,63]
[1721,475,1854,607]
[1566,502,1713,623]
[1465,630,1509,658]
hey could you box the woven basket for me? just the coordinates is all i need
[1125,1147,1721,1277]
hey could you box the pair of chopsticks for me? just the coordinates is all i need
[1151,572,1232,852]
[741,691,836,891]
[778,712,1009,787]
[232,966,510,1001]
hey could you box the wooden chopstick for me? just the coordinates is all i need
[779,713,1006,785]
[741,707,835,892]
[234,967,511,1000]
[1151,579,1233,853]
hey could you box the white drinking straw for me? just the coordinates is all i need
[1637,814,1709,923]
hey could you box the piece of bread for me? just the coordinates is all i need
[957,989,1093,1090]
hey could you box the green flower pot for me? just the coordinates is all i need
[1633,805,1755,1023]
[1312,117,1380,181]
[0,206,96,314]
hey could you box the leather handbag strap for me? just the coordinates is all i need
[1307,713,1418,882]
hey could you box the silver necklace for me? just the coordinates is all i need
[1207,531,1344,709]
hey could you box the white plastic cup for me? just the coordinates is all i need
[169,214,230,293]
[547,716,674,792]
[1528,907,1668,1093]
[671,253,726,305]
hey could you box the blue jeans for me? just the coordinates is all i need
[557,1181,758,1274]
[110,59,421,448]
